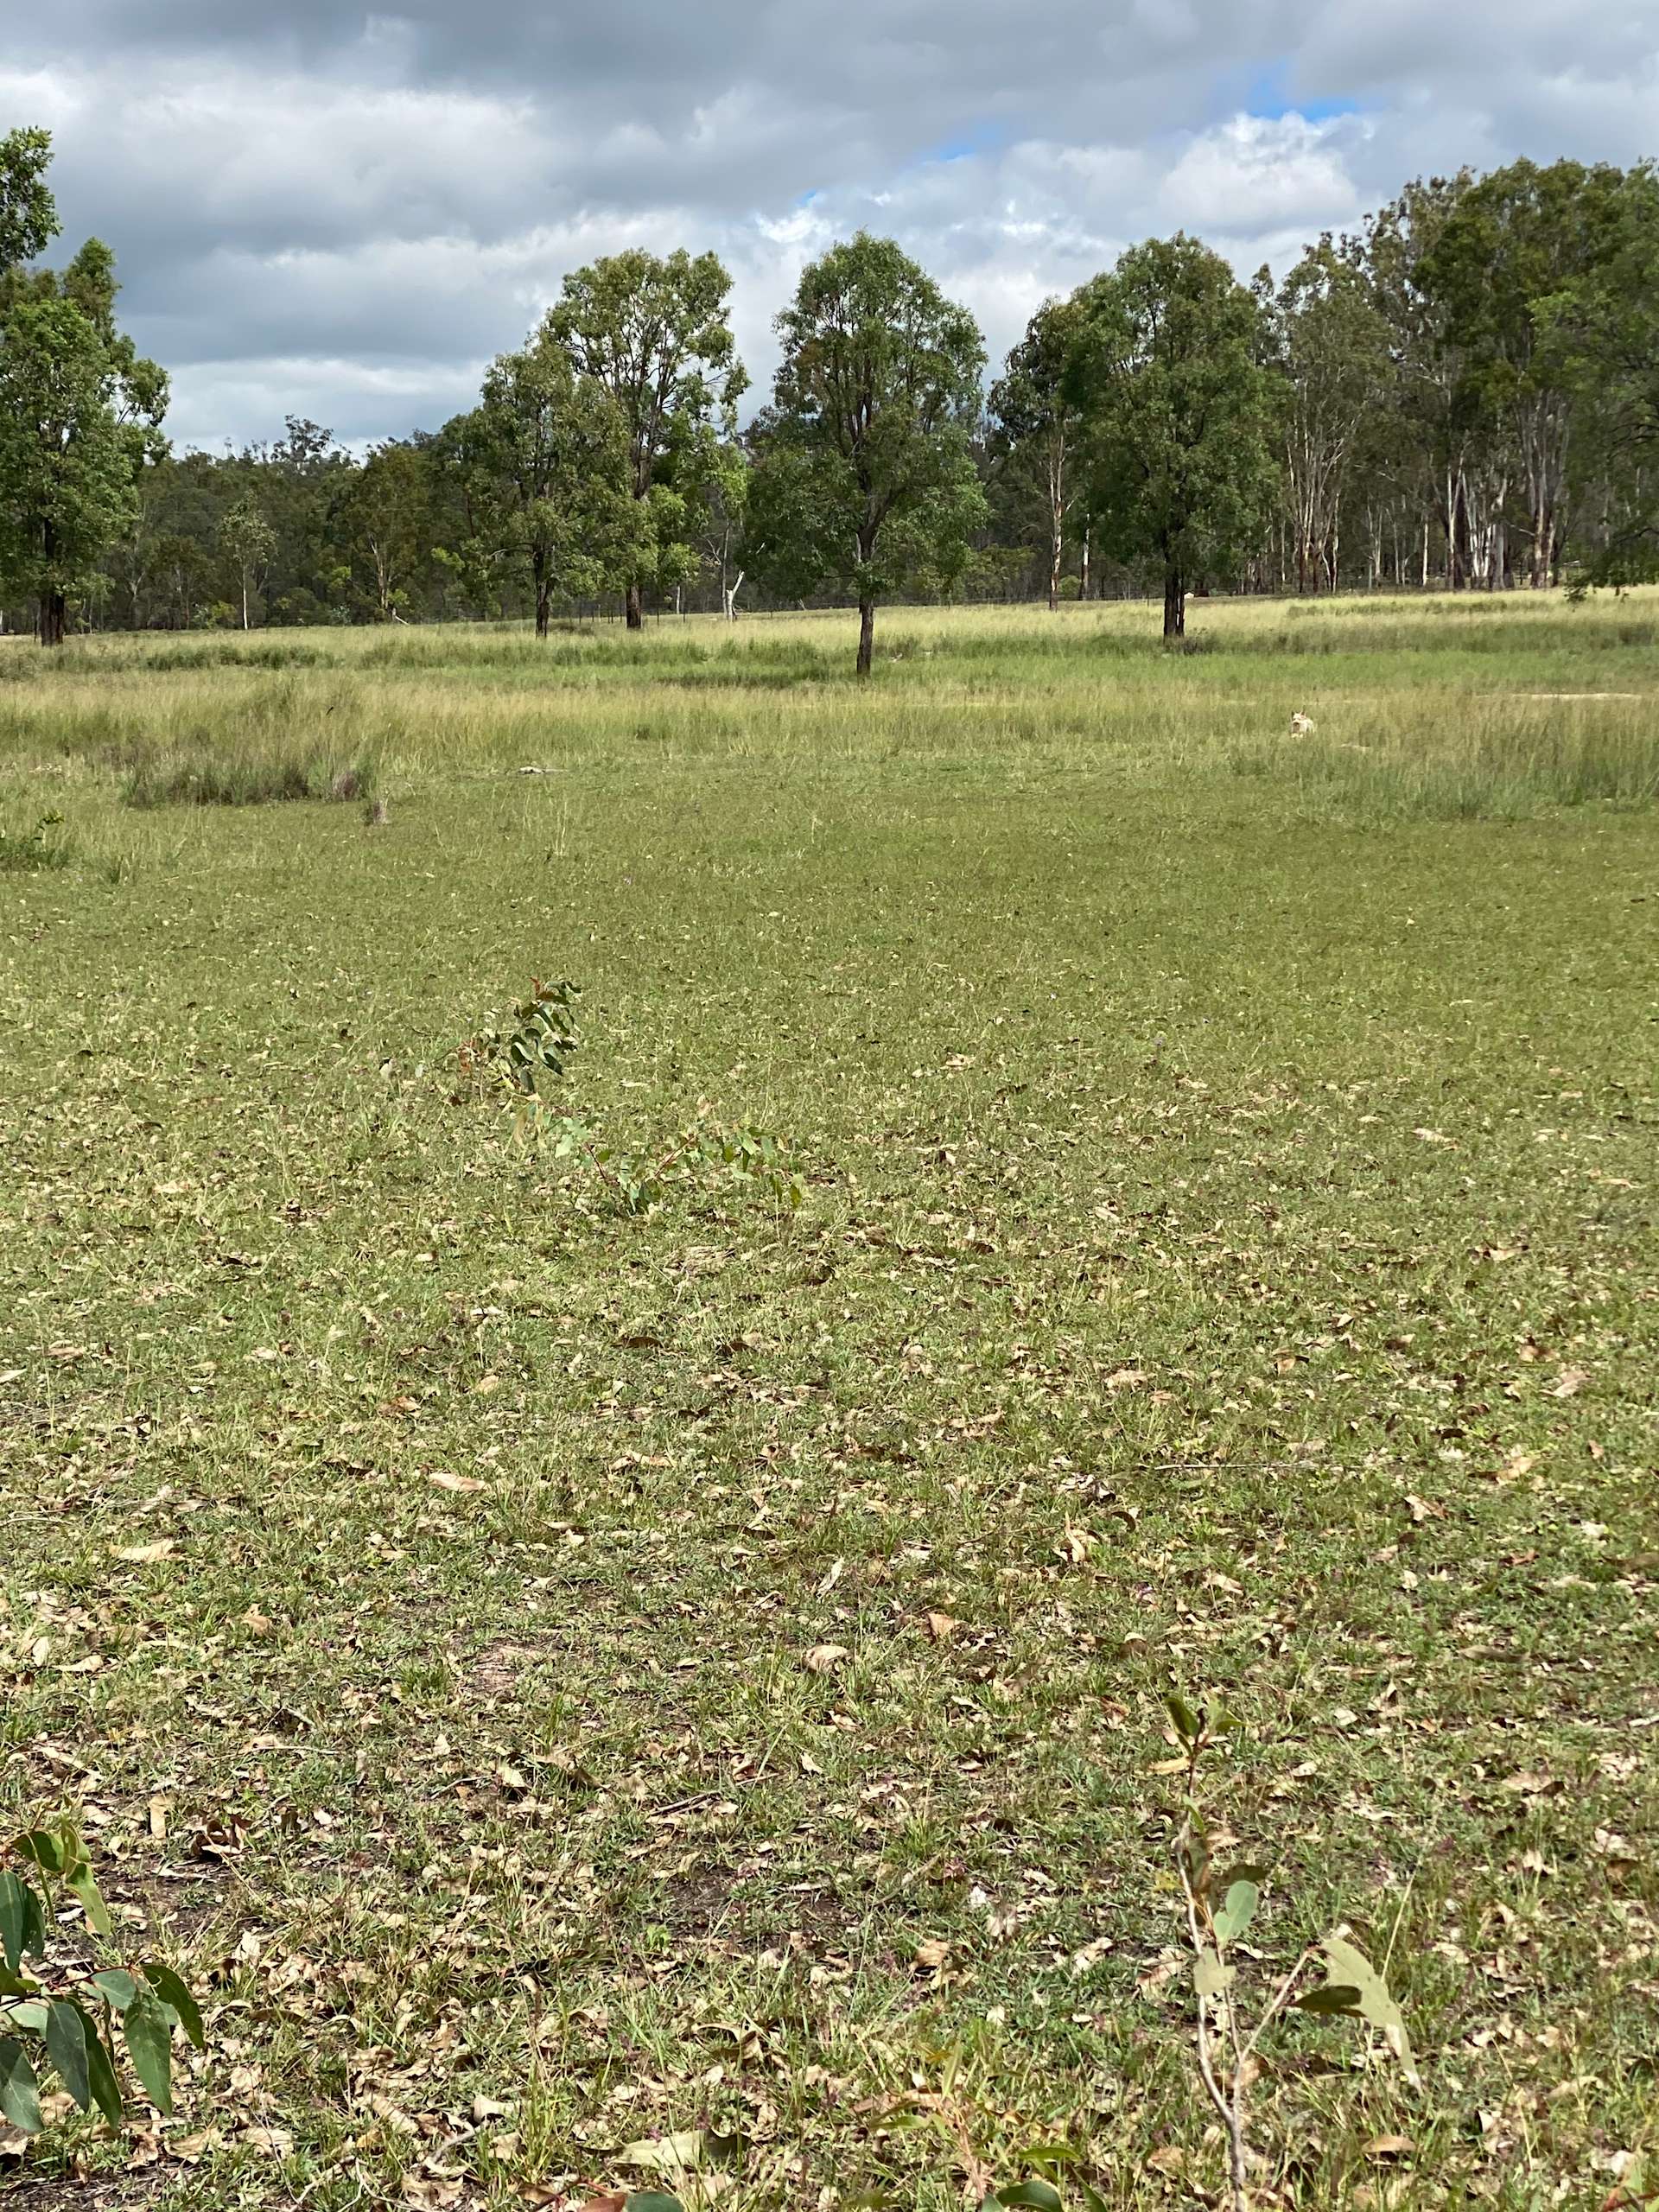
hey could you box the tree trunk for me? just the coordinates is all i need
[625,580,644,631]
[1451,471,1471,591]
[1048,456,1064,612]
[1079,524,1090,602]
[1162,569,1185,642]
[39,591,67,648]
[535,556,551,640]
[242,572,250,630]
[855,595,875,677]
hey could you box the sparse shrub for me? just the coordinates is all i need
[458,976,582,1097]
[0,1821,204,2136]
[0,810,73,871]
[457,977,802,1216]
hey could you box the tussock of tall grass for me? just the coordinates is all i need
[122,745,378,809]
[1236,699,1659,819]
[0,673,394,806]
[0,635,332,680]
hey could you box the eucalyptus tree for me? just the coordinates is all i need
[990,296,1085,610]
[1421,157,1648,586]
[745,232,986,675]
[340,441,431,622]
[1531,163,1659,587]
[545,250,746,628]
[1268,239,1391,592]
[442,322,645,637]
[1067,234,1276,639]
[218,493,276,629]
[0,135,167,645]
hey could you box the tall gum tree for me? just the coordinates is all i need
[1355,175,1480,588]
[439,324,645,637]
[1421,158,1648,588]
[1535,166,1659,587]
[0,135,167,645]
[340,441,432,623]
[1067,234,1276,640]
[990,296,1084,611]
[1266,240,1392,593]
[545,250,745,630]
[746,232,986,676]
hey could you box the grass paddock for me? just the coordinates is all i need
[3,592,1656,2209]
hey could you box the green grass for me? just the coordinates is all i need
[2,593,1656,2211]
[0,808,73,871]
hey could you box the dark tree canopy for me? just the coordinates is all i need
[746,232,987,673]
[438,321,645,637]
[1068,234,1278,638]
[0,140,168,645]
[544,249,746,630]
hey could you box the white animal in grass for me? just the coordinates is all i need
[1289,709,1317,735]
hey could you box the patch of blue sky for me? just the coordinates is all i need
[1241,60,1360,122]
[914,119,1007,166]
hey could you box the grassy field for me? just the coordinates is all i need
[2,592,1656,2212]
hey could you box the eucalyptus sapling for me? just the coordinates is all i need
[1164,1693,1419,2212]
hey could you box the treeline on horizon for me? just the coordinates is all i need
[3,124,1658,665]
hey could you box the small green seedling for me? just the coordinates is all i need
[0,1822,204,2137]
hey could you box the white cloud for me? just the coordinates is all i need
[1157,114,1364,234]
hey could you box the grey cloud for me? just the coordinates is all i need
[4,0,1654,448]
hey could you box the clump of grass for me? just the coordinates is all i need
[0,809,74,870]
[122,747,378,809]
[1235,701,1659,820]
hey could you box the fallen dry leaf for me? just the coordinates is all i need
[428,1470,485,1494]
[116,1539,175,1564]
[804,1643,849,1673]
[1489,1448,1537,1484]
[621,2129,714,2172]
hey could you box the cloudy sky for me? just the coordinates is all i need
[5,3,1656,450]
